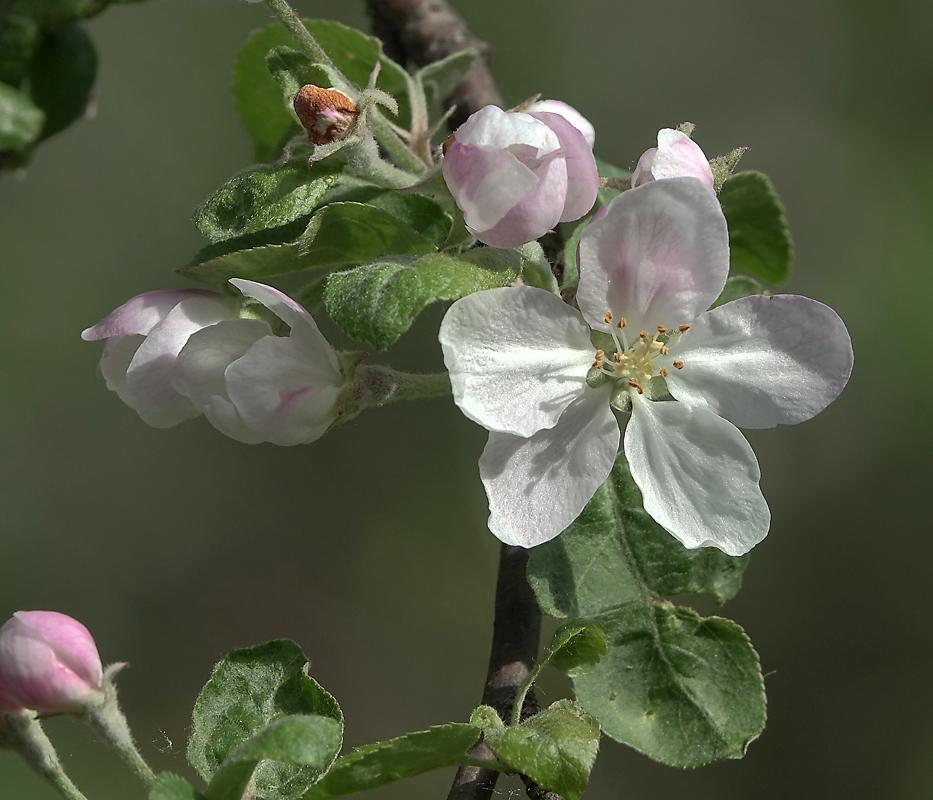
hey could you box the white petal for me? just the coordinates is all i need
[666,294,853,428]
[480,387,619,547]
[98,335,144,406]
[527,100,596,148]
[123,298,237,427]
[204,396,266,445]
[624,395,770,556]
[631,129,715,193]
[529,110,599,221]
[454,106,560,155]
[226,336,344,446]
[230,279,341,374]
[81,288,220,340]
[576,178,729,335]
[439,287,594,437]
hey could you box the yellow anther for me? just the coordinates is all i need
[678,324,691,333]
[613,352,622,363]
[660,368,669,378]
[617,317,627,329]
[657,325,668,334]
[604,312,613,324]
[594,349,604,361]
[639,330,649,339]
[673,360,684,370]
[628,378,645,394]
[660,346,669,356]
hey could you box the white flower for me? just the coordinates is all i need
[83,280,347,445]
[439,178,852,555]
[526,99,596,149]
[632,128,715,193]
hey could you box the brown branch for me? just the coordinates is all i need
[365,0,504,126]
[446,544,542,800]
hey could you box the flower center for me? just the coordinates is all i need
[591,312,690,396]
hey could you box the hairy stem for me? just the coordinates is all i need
[4,714,90,800]
[446,544,542,800]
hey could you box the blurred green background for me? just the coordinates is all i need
[1,0,931,797]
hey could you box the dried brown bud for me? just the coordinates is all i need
[293,85,359,145]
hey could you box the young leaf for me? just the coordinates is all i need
[150,774,206,800]
[719,170,794,285]
[232,25,297,163]
[527,454,763,768]
[548,622,609,679]
[484,700,600,800]
[193,148,342,242]
[710,275,765,309]
[180,202,437,285]
[188,639,343,800]
[0,81,44,152]
[414,49,479,107]
[302,723,484,799]
[266,46,335,108]
[206,716,343,800]
[27,22,97,141]
[324,250,521,349]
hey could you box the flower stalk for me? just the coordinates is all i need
[2,714,90,800]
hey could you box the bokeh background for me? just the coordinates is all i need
[2,0,931,797]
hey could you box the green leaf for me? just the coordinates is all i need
[485,700,600,800]
[193,148,341,242]
[180,202,437,285]
[719,170,793,285]
[0,14,40,86]
[206,716,343,800]
[150,774,206,800]
[0,81,44,151]
[325,249,521,349]
[26,22,96,140]
[188,639,343,800]
[558,214,593,288]
[232,25,297,163]
[414,49,479,106]
[302,723,484,799]
[527,454,763,768]
[710,275,765,309]
[266,46,334,109]
[594,156,631,207]
[548,622,609,679]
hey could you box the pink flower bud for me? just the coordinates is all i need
[631,128,715,194]
[0,681,25,715]
[0,612,103,713]
[442,104,598,248]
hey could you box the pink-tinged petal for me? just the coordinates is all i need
[123,297,237,427]
[98,335,144,405]
[81,289,219,341]
[444,142,541,232]
[665,294,853,429]
[226,336,344,446]
[528,100,596,148]
[472,156,568,247]
[631,129,715,194]
[230,279,341,374]
[453,105,560,156]
[530,110,599,221]
[480,387,619,547]
[577,178,729,335]
[624,395,770,556]
[439,287,594,437]
[0,681,24,714]
[0,612,102,713]
[203,397,266,445]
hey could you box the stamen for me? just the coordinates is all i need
[660,368,669,378]
[657,325,668,334]
[673,360,684,370]
[604,312,613,324]
[594,349,604,361]
[660,346,669,356]
[617,317,627,329]
[678,324,691,333]
[639,330,649,340]
[613,352,622,363]
[628,378,645,394]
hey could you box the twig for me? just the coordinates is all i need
[446,544,542,800]
[365,0,504,126]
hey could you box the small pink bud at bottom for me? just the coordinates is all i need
[0,611,103,713]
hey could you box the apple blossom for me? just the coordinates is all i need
[439,178,852,555]
[83,280,348,446]
[0,612,103,714]
[632,128,715,194]
[442,104,598,248]
[526,99,596,149]
[0,682,24,715]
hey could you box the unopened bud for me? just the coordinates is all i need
[0,611,103,713]
[293,85,359,145]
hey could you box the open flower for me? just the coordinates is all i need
[632,128,715,194]
[83,280,347,445]
[439,178,852,554]
[442,104,598,248]
[0,612,103,714]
